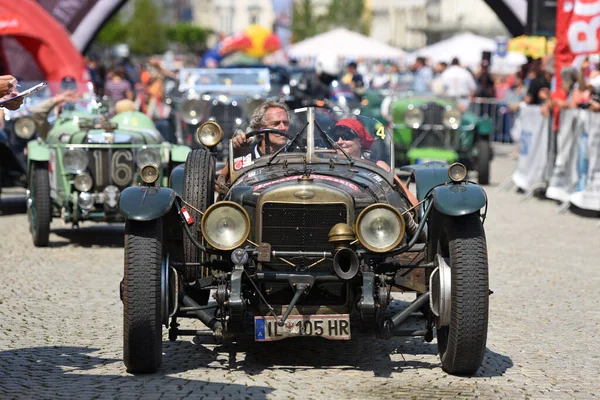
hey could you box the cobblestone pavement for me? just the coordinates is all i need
[1,143,599,399]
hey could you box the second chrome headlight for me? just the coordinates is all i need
[404,105,424,128]
[443,108,462,130]
[63,148,88,174]
[356,204,405,253]
[201,202,250,251]
[136,147,161,169]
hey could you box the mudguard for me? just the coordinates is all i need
[431,183,486,217]
[169,164,185,195]
[170,144,191,163]
[119,186,177,221]
[476,118,493,136]
[400,162,451,201]
[27,140,50,162]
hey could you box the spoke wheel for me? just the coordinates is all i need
[123,218,163,374]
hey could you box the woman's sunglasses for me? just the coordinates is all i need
[330,127,358,142]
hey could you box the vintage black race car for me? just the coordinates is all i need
[118,107,490,376]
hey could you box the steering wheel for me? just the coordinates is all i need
[244,128,292,140]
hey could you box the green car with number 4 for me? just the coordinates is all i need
[26,99,191,247]
[382,92,493,185]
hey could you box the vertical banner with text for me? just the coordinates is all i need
[555,0,600,89]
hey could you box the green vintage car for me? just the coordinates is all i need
[382,91,493,185]
[26,98,191,247]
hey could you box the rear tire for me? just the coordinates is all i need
[182,148,215,304]
[123,219,163,374]
[476,140,491,185]
[431,212,489,375]
[28,163,51,247]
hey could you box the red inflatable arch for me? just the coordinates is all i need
[0,0,87,88]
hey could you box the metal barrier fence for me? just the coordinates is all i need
[468,98,517,143]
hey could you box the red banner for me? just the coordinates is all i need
[556,0,600,88]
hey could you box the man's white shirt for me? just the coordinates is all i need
[440,66,476,97]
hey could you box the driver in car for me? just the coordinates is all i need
[217,101,292,186]
[231,100,291,158]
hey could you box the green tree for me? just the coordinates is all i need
[96,14,128,46]
[324,0,371,35]
[292,0,325,43]
[127,0,167,55]
[166,23,211,53]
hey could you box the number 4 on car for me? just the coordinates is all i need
[25,103,190,247]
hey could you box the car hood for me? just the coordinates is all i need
[230,165,404,209]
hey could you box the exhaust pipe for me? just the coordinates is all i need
[333,248,359,280]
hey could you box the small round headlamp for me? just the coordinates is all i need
[14,117,36,139]
[73,173,93,192]
[197,121,224,147]
[140,165,160,184]
[448,163,468,182]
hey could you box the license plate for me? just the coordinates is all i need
[254,314,351,341]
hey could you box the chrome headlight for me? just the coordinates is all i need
[201,202,251,251]
[73,173,93,192]
[136,148,161,169]
[443,108,462,130]
[14,117,36,140]
[63,148,88,174]
[181,98,204,125]
[197,121,223,147]
[356,204,406,253]
[404,105,424,128]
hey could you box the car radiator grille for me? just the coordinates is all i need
[87,148,135,190]
[413,103,460,149]
[422,102,445,126]
[211,103,244,140]
[260,202,348,305]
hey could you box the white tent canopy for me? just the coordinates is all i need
[410,32,526,74]
[288,28,407,60]
[411,32,497,66]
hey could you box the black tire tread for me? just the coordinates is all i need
[31,163,51,247]
[477,141,491,185]
[123,219,163,374]
[182,148,215,283]
[440,212,489,375]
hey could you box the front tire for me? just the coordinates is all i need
[476,140,491,185]
[28,163,51,247]
[123,219,163,374]
[431,212,489,375]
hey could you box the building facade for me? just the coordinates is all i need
[187,0,507,51]
[370,0,509,50]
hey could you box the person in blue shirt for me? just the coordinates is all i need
[412,57,433,94]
